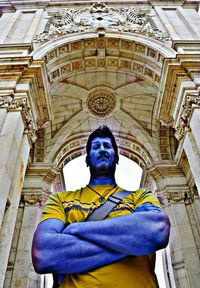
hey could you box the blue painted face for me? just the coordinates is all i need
[87,137,116,173]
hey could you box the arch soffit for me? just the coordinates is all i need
[33,32,175,166]
[32,32,176,67]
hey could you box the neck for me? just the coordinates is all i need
[88,175,116,186]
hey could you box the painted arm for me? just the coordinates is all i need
[32,218,126,275]
[65,204,170,256]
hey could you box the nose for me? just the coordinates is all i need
[99,144,105,152]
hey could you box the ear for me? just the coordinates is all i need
[115,155,119,164]
[86,155,90,167]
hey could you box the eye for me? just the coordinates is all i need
[92,143,100,149]
[104,143,112,149]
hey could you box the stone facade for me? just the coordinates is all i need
[0,1,200,287]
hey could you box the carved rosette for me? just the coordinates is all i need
[87,91,116,117]
[0,94,37,143]
[175,93,200,141]
[33,3,170,43]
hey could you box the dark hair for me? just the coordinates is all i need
[86,125,118,159]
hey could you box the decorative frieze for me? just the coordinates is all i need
[175,93,200,141]
[0,93,37,143]
[34,3,170,44]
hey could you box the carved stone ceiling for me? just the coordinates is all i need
[43,67,158,162]
[32,2,173,164]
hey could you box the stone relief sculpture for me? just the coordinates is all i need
[34,2,170,43]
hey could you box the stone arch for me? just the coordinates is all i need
[53,132,153,169]
[31,32,177,167]
[0,2,200,288]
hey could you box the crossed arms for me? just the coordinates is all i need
[32,204,170,275]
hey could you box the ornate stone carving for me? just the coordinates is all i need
[167,189,198,204]
[0,94,37,143]
[0,93,14,106]
[73,2,127,28]
[175,93,200,141]
[87,90,116,117]
[33,3,170,43]
[23,194,42,206]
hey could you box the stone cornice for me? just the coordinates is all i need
[0,57,52,140]
[26,163,61,184]
[0,1,198,12]
[154,49,200,127]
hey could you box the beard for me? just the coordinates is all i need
[89,162,116,177]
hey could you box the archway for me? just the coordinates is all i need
[1,2,200,288]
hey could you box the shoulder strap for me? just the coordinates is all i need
[86,190,133,221]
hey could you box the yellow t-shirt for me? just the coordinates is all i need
[40,186,161,288]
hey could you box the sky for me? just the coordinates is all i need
[46,155,167,287]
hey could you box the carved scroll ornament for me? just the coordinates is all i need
[34,2,170,43]
[175,93,200,141]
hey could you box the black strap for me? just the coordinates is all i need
[86,190,133,221]
[52,274,60,288]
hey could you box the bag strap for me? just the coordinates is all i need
[86,190,133,221]
[52,190,133,287]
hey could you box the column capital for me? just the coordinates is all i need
[0,93,37,143]
[156,185,199,207]
[21,189,42,206]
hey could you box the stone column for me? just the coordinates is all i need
[9,191,42,288]
[7,165,60,288]
[140,170,156,191]
[183,107,200,194]
[148,162,200,288]
[0,110,25,229]
[52,169,66,192]
[0,124,30,288]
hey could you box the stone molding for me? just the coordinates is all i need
[0,93,37,143]
[175,93,200,141]
[33,3,170,44]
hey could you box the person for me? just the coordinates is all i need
[32,125,170,288]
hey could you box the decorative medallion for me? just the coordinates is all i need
[34,3,170,43]
[87,90,116,117]
[73,2,127,28]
